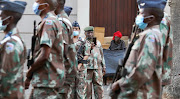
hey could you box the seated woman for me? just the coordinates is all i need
[109,31,126,50]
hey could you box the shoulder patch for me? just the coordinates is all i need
[45,20,53,25]
[161,18,166,24]
[148,35,155,42]
[5,42,15,54]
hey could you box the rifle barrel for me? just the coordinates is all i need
[34,20,36,35]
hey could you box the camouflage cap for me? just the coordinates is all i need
[84,26,94,32]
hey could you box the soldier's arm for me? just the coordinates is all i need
[99,43,106,69]
[61,22,69,58]
[162,32,173,84]
[26,20,56,79]
[162,19,173,84]
[84,42,91,60]
[26,45,51,79]
[98,42,106,75]
[117,34,160,95]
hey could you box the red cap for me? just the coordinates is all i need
[113,31,122,40]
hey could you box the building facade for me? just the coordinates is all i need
[0,0,170,49]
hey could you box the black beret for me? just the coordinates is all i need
[0,0,27,14]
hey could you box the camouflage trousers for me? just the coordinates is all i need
[59,74,76,99]
[86,69,104,99]
[0,93,24,99]
[29,87,65,99]
[0,85,24,99]
[75,69,87,99]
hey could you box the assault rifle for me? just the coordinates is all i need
[112,24,140,83]
[27,20,37,68]
[109,24,141,98]
[77,39,88,64]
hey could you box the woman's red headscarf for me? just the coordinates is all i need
[113,31,122,40]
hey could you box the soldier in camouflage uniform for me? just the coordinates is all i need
[137,3,173,87]
[72,21,91,99]
[55,0,78,98]
[85,26,106,99]
[112,0,168,98]
[25,0,65,98]
[0,1,27,99]
[160,12,173,86]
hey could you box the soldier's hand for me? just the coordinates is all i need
[112,82,120,92]
[78,63,83,71]
[91,42,95,49]
[25,78,31,89]
[26,68,33,79]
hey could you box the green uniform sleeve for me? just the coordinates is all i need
[40,20,56,48]
[61,22,69,45]
[99,42,106,69]
[84,42,91,56]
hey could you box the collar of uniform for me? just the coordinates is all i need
[57,10,68,18]
[86,39,92,43]
[145,25,160,31]
[139,25,160,36]
[44,11,56,20]
[4,28,17,39]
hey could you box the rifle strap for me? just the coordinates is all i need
[122,34,139,66]
[58,17,72,31]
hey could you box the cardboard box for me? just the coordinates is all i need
[94,27,105,45]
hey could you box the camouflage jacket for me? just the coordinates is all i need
[160,13,173,85]
[31,12,65,88]
[57,10,78,75]
[0,28,26,98]
[117,25,164,99]
[87,40,106,70]
[75,39,91,71]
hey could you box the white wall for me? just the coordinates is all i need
[0,0,77,49]
[66,0,77,23]
[0,0,171,46]
[77,0,90,38]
